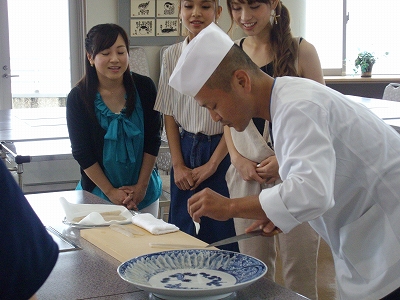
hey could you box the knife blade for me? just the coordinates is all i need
[206,229,265,248]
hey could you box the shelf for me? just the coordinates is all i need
[325,75,400,84]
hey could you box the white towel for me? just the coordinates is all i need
[59,197,132,226]
[131,213,179,235]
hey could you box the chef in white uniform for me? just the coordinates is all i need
[169,23,400,300]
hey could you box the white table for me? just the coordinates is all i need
[346,95,400,120]
[346,95,400,134]
[384,119,400,133]
[0,107,68,142]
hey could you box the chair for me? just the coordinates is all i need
[383,83,400,102]
[156,123,172,173]
[155,46,173,176]
[129,46,150,76]
[156,127,171,221]
[158,185,170,222]
[159,45,169,63]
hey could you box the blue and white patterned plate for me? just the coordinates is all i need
[117,249,267,300]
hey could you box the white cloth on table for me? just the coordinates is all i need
[59,197,131,226]
[131,213,179,235]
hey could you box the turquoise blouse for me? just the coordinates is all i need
[77,89,161,210]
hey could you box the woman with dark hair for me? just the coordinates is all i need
[67,23,162,217]
[224,1,325,299]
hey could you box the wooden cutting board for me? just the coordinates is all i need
[81,224,210,262]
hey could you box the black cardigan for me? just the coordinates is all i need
[66,72,161,192]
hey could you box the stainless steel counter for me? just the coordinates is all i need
[0,107,69,142]
[0,139,79,192]
[27,190,308,300]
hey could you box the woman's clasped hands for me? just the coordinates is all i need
[103,184,147,210]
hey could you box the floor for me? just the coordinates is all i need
[159,174,339,300]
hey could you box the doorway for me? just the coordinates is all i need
[0,0,12,109]
[0,0,71,109]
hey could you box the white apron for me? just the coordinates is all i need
[226,120,278,280]
[226,121,320,300]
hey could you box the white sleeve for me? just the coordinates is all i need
[259,100,336,233]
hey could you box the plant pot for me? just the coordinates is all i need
[361,65,373,77]
[361,71,372,77]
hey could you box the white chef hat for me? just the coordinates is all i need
[169,23,234,97]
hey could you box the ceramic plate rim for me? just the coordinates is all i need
[117,249,267,298]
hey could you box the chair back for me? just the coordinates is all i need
[155,45,173,175]
[160,45,169,63]
[129,47,150,77]
[383,83,400,102]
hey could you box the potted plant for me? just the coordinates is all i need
[354,51,375,77]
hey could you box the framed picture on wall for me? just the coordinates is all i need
[119,0,184,46]
[157,0,179,18]
[130,19,155,37]
[131,0,156,18]
[156,19,180,36]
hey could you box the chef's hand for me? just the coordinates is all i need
[119,184,147,210]
[256,155,280,184]
[173,164,195,190]
[246,219,282,237]
[231,154,264,184]
[188,188,231,223]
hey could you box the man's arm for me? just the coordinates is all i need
[187,187,279,235]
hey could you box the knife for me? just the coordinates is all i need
[206,229,265,248]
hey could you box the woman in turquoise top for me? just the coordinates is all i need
[67,23,162,217]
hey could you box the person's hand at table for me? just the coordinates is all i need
[188,188,272,224]
[119,184,147,210]
[246,219,282,237]
[173,163,195,190]
[106,188,131,206]
[188,188,233,223]
[190,161,218,190]
[256,155,280,184]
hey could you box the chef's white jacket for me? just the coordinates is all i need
[260,77,400,300]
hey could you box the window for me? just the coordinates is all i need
[306,0,399,76]
[8,0,71,108]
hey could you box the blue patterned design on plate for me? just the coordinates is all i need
[117,249,267,299]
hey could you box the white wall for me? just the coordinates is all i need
[284,0,306,37]
[85,0,244,84]
[85,0,305,84]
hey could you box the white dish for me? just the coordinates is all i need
[117,249,267,300]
